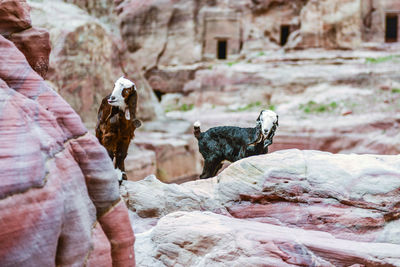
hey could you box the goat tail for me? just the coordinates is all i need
[193,121,201,139]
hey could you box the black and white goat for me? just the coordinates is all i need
[194,110,278,179]
[96,77,141,184]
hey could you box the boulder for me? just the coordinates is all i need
[124,145,157,182]
[118,0,202,71]
[134,131,202,183]
[0,0,50,79]
[136,211,400,267]
[27,0,160,123]
[0,31,135,266]
[9,27,51,78]
[0,0,31,36]
[123,149,400,265]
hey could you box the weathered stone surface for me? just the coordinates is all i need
[0,0,31,36]
[134,131,202,183]
[124,150,400,240]
[145,66,198,94]
[122,175,220,218]
[361,0,400,43]
[118,0,202,70]
[63,0,114,18]
[28,0,160,122]
[0,32,135,265]
[290,0,363,49]
[136,211,400,267]
[9,27,51,78]
[125,145,157,182]
[125,149,400,265]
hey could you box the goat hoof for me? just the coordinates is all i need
[122,172,127,181]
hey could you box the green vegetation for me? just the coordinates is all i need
[226,61,239,67]
[165,103,194,113]
[179,103,194,111]
[365,55,400,64]
[228,101,275,112]
[236,101,262,111]
[392,88,400,94]
[257,51,265,57]
[299,101,338,114]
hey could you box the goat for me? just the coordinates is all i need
[194,110,278,179]
[96,77,141,184]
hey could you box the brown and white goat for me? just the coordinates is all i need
[96,77,141,183]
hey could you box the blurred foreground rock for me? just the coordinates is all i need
[122,149,400,266]
[0,1,135,264]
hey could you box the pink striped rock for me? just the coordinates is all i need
[124,149,400,266]
[0,32,135,266]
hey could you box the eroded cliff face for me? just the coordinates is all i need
[122,150,400,266]
[116,0,373,71]
[0,1,135,265]
[26,0,161,123]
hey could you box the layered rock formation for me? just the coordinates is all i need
[133,131,202,183]
[0,1,135,265]
[123,149,400,266]
[0,0,50,78]
[27,0,160,123]
[293,0,363,49]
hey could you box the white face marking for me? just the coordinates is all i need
[258,110,278,137]
[108,76,135,109]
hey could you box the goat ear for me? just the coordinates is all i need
[256,110,263,122]
[126,88,138,120]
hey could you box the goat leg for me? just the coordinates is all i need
[200,159,221,179]
[115,141,129,182]
[211,162,224,177]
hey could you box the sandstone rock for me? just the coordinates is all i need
[28,0,160,123]
[134,131,202,183]
[122,175,220,218]
[293,0,363,49]
[136,211,400,267]
[124,145,157,182]
[118,0,202,71]
[154,49,400,110]
[63,0,115,18]
[0,33,135,265]
[9,27,51,78]
[124,149,400,246]
[145,66,198,94]
[0,0,50,79]
[0,0,31,36]
[117,0,306,70]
